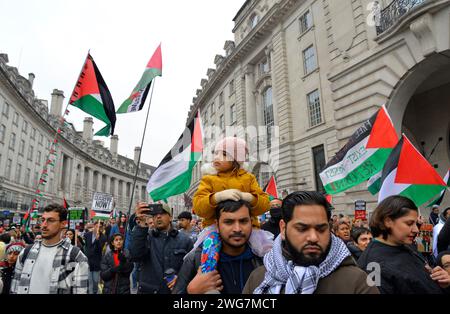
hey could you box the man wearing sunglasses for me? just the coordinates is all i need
[10,204,89,294]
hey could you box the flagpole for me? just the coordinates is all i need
[125,80,157,223]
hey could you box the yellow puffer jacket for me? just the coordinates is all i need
[193,168,270,228]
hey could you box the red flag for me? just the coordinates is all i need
[264,175,279,199]
[63,198,69,209]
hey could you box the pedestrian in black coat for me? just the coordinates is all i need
[100,233,133,294]
[358,196,450,294]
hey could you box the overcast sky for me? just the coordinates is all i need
[0,0,243,167]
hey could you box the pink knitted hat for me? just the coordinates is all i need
[214,137,248,163]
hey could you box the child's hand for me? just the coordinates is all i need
[240,192,255,204]
[214,189,241,203]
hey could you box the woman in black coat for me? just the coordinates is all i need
[100,233,134,294]
[358,196,450,294]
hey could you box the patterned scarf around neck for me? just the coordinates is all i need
[254,234,350,294]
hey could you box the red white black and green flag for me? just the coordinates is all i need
[147,110,203,201]
[378,135,447,207]
[263,175,279,200]
[69,53,116,136]
[425,169,450,207]
[117,44,162,113]
[319,105,398,195]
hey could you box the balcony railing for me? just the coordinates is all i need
[376,0,428,35]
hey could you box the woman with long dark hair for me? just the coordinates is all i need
[100,233,133,294]
[358,195,450,294]
[65,229,85,252]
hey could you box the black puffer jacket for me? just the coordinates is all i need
[358,240,446,294]
[100,249,134,294]
[130,226,193,294]
[438,215,450,254]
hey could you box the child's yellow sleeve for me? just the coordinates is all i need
[193,176,217,221]
[248,174,271,216]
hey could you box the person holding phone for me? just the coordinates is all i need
[129,202,193,294]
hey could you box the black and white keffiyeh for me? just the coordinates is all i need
[254,234,350,294]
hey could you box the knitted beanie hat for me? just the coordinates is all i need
[6,241,25,254]
[214,137,248,163]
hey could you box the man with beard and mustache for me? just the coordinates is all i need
[10,204,89,294]
[130,202,193,294]
[243,191,379,294]
[173,200,264,294]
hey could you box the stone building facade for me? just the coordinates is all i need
[0,53,154,217]
[184,0,450,216]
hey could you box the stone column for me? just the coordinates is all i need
[105,175,111,195]
[244,65,257,127]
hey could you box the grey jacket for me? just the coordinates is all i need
[130,226,193,294]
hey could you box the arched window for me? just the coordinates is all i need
[263,87,274,149]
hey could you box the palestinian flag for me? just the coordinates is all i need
[426,169,450,207]
[147,110,203,201]
[117,44,162,113]
[63,197,69,209]
[69,53,116,136]
[378,135,447,206]
[320,105,398,195]
[263,175,279,200]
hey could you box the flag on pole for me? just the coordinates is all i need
[117,44,162,113]
[63,197,70,209]
[147,110,203,201]
[319,105,398,195]
[263,175,279,200]
[378,135,447,207]
[426,169,450,207]
[69,53,116,136]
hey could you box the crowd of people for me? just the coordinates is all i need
[0,136,449,295]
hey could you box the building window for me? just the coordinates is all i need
[219,114,224,130]
[39,133,43,145]
[250,14,259,29]
[22,120,28,134]
[5,159,12,179]
[230,104,236,124]
[300,10,313,34]
[0,124,6,142]
[34,171,39,187]
[28,146,33,161]
[36,151,41,164]
[263,87,274,149]
[31,127,36,139]
[312,145,326,193]
[2,102,10,117]
[307,89,322,127]
[9,133,16,150]
[303,45,317,75]
[259,58,270,76]
[219,92,224,107]
[229,80,235,95]
[19,139,25,156]
[13,112,19,126]
[25,168,31,187]
[15,163,22,183]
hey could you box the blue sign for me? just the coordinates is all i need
[3,210,10,215]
